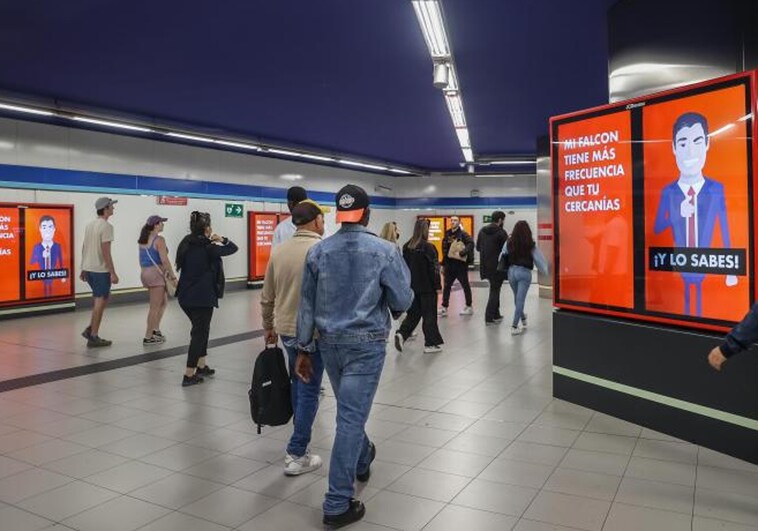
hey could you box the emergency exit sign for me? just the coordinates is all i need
[225,203,244,218]
[483,215,492,223]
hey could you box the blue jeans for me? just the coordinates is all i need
[281,336,324,458]
[508,265,532,328]
[320,340,386,516]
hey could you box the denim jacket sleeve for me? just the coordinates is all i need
[296,248,318,352]
[381,247,414,313]
[721,303,758,358]
[532,247,549,276]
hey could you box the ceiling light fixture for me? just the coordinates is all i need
[389,168,412,175]
[411,0,450,58]
[444,92,466,127]
[0,102,54,116]
[462,148,474,163]
[488,160,536,165]
[165,132,215,143]
[215,139,260,150]
[337,159,389,171]
[455,128,470,148]
[72,116,153,133]
[268,148,334,162]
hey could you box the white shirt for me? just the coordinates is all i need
[81,217,114,272]
[272,217,296,248]
[678,177,704,246]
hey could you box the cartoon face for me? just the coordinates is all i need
[673,123,709,178]
[39,219,56,243]
[450,216,460,230]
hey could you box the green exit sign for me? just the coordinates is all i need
[225,203,244,218]
[483,215,492,223]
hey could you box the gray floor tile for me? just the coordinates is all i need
[624,456,696,487]
[0,454,34,479]
[368,439,436,466]
[498,441,569,466]
[696,465,758,498]
[452,478,538,516]
[523,491,611,531]
[16,480,118,521]
[233,464,322,500]
[237,500,322,531]
[695,487,758,527]
[614,477,694,515]
[62,495,171,531]
[386,467,471,502]
[129,473,225,509]
[182,454,268,484]
[693,516,758,531]
[0,467,74,504]
[0,504,54,531]
[287,476,379,511]
[559,449,630,476]
[478,458,555,489]
[467,419,528,439]
[417,448,493,477]
[424,504,518,531]
[583,414,642,438]
[513,520,581,531]
[444,432,512,457]
[391,425,459,448]
[85,460,174,493]
[8,438,90,466]
[573,433,637,456]
[179,485,279,528]
[42,448,129,479]
[632,439,698,465]
[603,502,691,531]
[135,511,230,531]
[543,467,621,501]
[363,490,445,531]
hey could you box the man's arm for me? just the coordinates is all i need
[101,241,118,284]
[709,303,758,370]
[296,249,318,352]
[461,231,475,257]
[476,230,483,253]
[381,249,413,313]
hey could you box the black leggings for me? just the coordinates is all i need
[399,292,443,346]
[181,306,214,369]
[442,262,472,307]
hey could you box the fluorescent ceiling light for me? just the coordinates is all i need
[446,66,459,92]
[412,1,450,58]
[709,123,735,137]
[268,148,334,162]
[72,116,152,132]
[0,102,54,116]
[215,139,260,150]
[738,113,753,122]
[444,93,466,127]
[489,160,536,165]
[455,127,470,148]
[165,132,215,143]
[337,159,388,171]
[475,173,520,178]
[462,148,474,163]
[389,168,412,175]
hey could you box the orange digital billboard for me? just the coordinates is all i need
[0,203,74,308]
[552,71,756,332]
[248,212,287,281]
[418,215,474,263]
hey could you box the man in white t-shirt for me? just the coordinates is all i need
[80,197,119,347]
[272,186,307,248]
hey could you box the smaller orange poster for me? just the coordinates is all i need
[0,207,21,303]
[24,207,74,300]
[250,213,279,280]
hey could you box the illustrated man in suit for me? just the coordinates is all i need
[653,112,736,317]
[29,215,64,297]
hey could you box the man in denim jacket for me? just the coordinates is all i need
[708,303,758,370]
[295,184,413,528]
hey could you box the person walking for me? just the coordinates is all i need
[138,215,176,345]
[175,211,238,387]
[273,186,308,247]
[395,219,443,353]
[261,199,327,476]
[440,215,474,316]
[477,211,509,325]
[80,197,119,348]
[295,184,413,528]
[500,221,548,335]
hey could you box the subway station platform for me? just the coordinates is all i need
[1,285,757,531]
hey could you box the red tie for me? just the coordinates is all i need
[687,186,696,247]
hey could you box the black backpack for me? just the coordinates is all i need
[249,345,292,434]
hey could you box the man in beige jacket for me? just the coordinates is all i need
[261,199,325,476]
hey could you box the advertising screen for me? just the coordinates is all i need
[418,215,474,262]
[248,212,292,281]
[551,71,756,331]
[0,203,75,307]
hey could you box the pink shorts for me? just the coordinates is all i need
[141,267,166,288]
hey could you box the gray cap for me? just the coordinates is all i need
[95,197,118,210]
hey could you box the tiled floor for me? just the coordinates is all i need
[0,284,757,530]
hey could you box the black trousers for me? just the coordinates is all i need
[442,261,472,307]
[485,272,506,322]
[181,305,214,369]
[399,292,443,346]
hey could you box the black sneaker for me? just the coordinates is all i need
[152,330,165,339]
[195,366,215,377]
[81,326,92,340]
[143,336,162,346]
[182,374,204,387]
[356,442,376,482]
[323,499,366,529]
[87,336,112,348]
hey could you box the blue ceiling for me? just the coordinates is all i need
[0,0,615,171]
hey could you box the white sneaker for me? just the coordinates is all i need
[511,325,524,336]
[409,331,419,340]
[423,345,443,353]
[460,306,474,316]
[394,332,404,353]
[438,307,448,317]
[284,451,322,476]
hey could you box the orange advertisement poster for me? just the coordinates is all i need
[643,84,751,322]
[555,110,635,309]
[0,207,21,303]
[445,216,473,237]
[24,207,74,300]
[250,213,278,280]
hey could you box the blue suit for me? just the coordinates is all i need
[30,242,63,297]
[653,177,730,316]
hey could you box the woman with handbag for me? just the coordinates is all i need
[138,215,177,345]
[500,221,548,335]
[175,211,238,387]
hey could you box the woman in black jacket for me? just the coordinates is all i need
[394,219,444,353]
[175,211,238,386]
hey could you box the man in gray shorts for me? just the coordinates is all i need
[80,197,119,347]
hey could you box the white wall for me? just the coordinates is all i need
[0,116,537,293]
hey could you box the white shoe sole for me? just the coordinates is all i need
[284,461,322,476]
